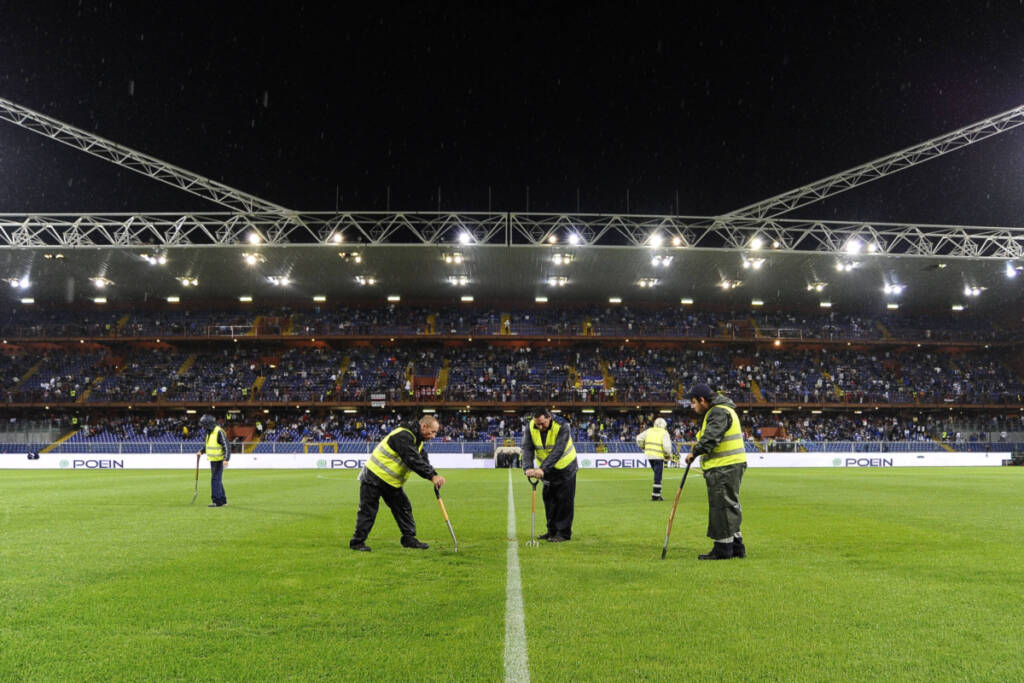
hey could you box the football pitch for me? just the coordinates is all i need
[2,467,1023,681]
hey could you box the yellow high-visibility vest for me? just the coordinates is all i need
[366,426,419,488]
[643,426,669,460]
[529,419,576,470]
[205,426,227,462]
[697,404,746,470]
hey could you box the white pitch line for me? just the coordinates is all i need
[504,468,530,683]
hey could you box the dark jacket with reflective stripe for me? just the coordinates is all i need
[691,394,739,460]
[521,415,579,481]
[384,422,438,481]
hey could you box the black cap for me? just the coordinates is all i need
[200,414,216,428]
[682,383,714,400]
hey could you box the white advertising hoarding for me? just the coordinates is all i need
[2,452,494,470]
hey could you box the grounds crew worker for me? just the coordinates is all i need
[198,414,230,507]
[350,414,446,552]
[522,407,578,542]
[683,384,747,560]
[636,417,675,501]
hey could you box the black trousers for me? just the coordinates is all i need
[542,474,576,539]
[351,469,417,546]
[649,458,664,485]
[209,460,227,505]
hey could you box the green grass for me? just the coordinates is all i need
[2,467,1024,681]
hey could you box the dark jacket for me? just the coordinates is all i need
[691,394,738,459]
[386,422,438,481]
[521,415,579,481]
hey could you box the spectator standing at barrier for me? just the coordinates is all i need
[350,414,446,552]
[198,414,230,507]
[684,384,747,560]
[636,417,674,501]
[523,407,578,542]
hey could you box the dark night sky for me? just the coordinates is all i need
[1,1,1023,224]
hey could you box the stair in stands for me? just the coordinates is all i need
[249,376,266,401]
[875,320,894,339]
[600,360,613,390]
[114,314,131,336]
[751,379,765,402]
[12,359,45,390]
[77,376,104,402]
[41,428,80,453]
[435,359,452,395]
[176,354,198,376]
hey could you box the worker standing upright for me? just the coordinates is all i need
[198,414,230,508]
[636,417,674,501]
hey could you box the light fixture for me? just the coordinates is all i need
[387,295,401,302]
[552,253,573,265]
[142,254,168,265]
[649,234,663,248]
[20,297,34,304]
[460,295,474,302]
[749,236,764,250]
[448,275,469,286]
[651,255,673,267]
[267,276,292,286]
[177,276,199,287]
[547,234,558,244]
[247,232,261,245]
[166,296,180,303]
[671,236,683,247]
[680,298,694,305]
[845,238,862,254]
[742,257,765,270]
[547,277,568,287]
[608,297,622,304]
[568,233,581,246]
[806,281,827,292]
[355,276,377,286]
[718,279,742,290]
[331,232,344,243]
[313,295,327,302]
[886,303,899,310]
[637,278,659,288]
[866,242,880,253]
[819,301,832,308]
[42,253,64,260]
[751,299,764,307]
[5,277,29,289]
[90,277,113,288]
[93,297,107,304]
[337,251,362,263]
[1006,262,1020,278]
[444,252,464,265]
[239,296,253,302]
[459,232,472,245]
[535,296,548,303]
[951,304,965,311]
[242,252,265,266]
[963,285,984,297]
[883,284,905,295]
[835,261,857,272]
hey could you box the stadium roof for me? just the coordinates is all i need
[1,223,1020,313]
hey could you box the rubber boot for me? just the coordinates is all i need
[732,535,746,558]
[698,541,735,560]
